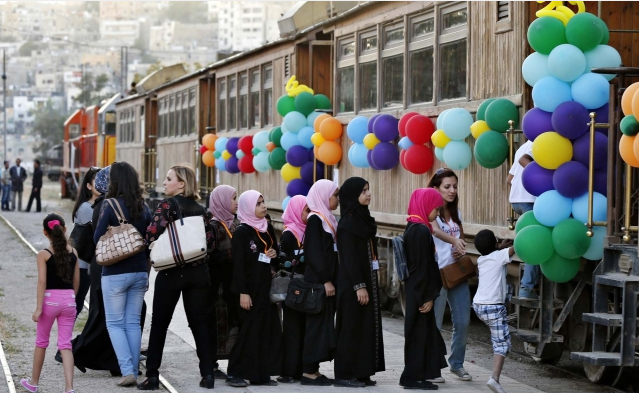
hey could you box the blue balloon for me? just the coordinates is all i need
[434,147,445,162]
[214,137,229,152]
[286,145,310,167]
[297,126,315,149]
[307,112,322,128]
[584,45,622,81]
[347,116,369,144]
[349,143,371,168]
[436,109,451,130]
[442,141,472,170]
[522,52,551,87]
[300,161,324,184]
[287,179,311,197]
[215,157,227,171]
[236,150,245,159]
[280,131,300,151]
[441,108,473,140]
[533,190,572,227]
[582,226,605,260]
[532,76,573,112]
[282,111,307,133]
[398,136,414,150]
[253,151,271,172]
[572,192,607,224]
[225,156,240,174]
[252,131,270,151]
[282,196,292,211]
[571,73,610,110]
[548,44,586,82]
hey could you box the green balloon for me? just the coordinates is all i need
[268,147,287,170]
[540,252,580,283]
[621,115,639,136]
[485,99,519,132]
[476,99,495,121]
[294,92,317,117]
[593,16,609,45]
[527,17,567,55]
[251,147,261,156]
[514,225,554,265]
[474,131,508,169]
[552,218,591,259]
[315,94,331,110]
[276,95,296,117]
[515,210,542,233]
[566,13,603,52]
[213,150,222,159]
[269,127,283,146]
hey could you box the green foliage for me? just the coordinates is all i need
[31,101,69,157]
[163,1,208,23]
[73,73,111,107]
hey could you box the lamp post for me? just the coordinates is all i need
[2,50,7,161]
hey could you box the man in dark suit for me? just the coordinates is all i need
[26,159,43,212]
[9,158,27,211]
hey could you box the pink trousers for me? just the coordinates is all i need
[35,290,76,350]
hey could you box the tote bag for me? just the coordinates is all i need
[95,199,146,266]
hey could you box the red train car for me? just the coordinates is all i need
[61,108,84,199]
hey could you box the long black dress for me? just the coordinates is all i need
[302,215,338,373]
[279,230,306,379]
[400,223,447,384]
[227,223,282,383]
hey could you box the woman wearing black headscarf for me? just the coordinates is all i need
[334,177,385,388]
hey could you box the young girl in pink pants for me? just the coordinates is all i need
[21,213,79,393]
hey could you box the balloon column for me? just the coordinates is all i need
[200,133,218,168]
[618,82,639,167]
[346,116,371,168]
[398,112,435,174]
[363,114,400,170]
[433,108,473,170]
[514,8,614,283]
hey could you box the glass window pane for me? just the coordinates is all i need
[169,96,175,136]
[382,55,404,107]
[251,70,259,86]
[413,18,434,38]
[410,47,434,104]
[440,39,467,100]
[176,95,182,135]
[229,77,236,92]
[361,36,377,52]
[250,91,259,128]
[264,67,273,81]
[341,41,355,58]
[443,9,468,29]
[240,73,247,89]
[229,96,237,130]
[263,88,272,125]
[182,92,188,135]
[385,27,404,46]
[239,95,248,128]
[338,66,354,113]
[218,99,226,131]
[359,61,377,110]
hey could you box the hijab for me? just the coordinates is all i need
[282,195,307,242]
[94,165,111,194]
[337,177,377,239]
[237,190,268,233]
[407,188,444,232]
[209,185,236,227]
[306,179,339,240]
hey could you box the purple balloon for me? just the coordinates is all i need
[522,108,553,141]
[368,114,381,134]
[367,149,383,170]
[308,146,315,162]
[551,101,589,140]
[225,156,240,174]
[522,162,554,196]
[572,132,608,169]
[286,178,311,197]
[370,142,399,170]
[592,103,609,134]
[373,114,399,142]
[553,161,589,198]
[594,168,607,196]
[286,145,310,167]
[300,161,325,184]
[226,137,240,155]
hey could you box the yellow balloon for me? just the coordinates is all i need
[281,163,302,182]
[470,121,491,139]
[222,150,232,161]
[532,132,573,169]
[311,132,326,147]
[363,133,381,150]
[431,130,451,148]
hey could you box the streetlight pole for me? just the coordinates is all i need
[2,50,7,161]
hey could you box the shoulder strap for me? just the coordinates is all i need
[43,249,53,256]
[106,198,128,223]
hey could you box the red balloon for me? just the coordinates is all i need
[238,136,254,155]
[399,112,420,138]
[403,144,434,174]
[238,155,255,174]
[400,149,407,168]
[199,145,208,155]
[405,115,435,145]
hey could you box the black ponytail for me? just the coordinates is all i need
[43,213,73,283]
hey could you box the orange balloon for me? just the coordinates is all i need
[266,142,276,152]
[621,135,639,167]
[622,82,639,116]
[633,88,639,119]
[313,145,320,158]
[202,151,216,167]
[320,117,343,141]
[317,141,342,165]
[202,134,218,151]
[313,114,331,133]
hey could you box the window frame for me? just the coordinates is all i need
[437,2,468,103]
[337,36,356,114]
[381,20,406,109]
[249,68,260,129]
[228,75,237,131]
[262,64,273,126]
[238,72,248,129]
[408,11,435,106]
[357,29,378,112]
[217,79,227,132]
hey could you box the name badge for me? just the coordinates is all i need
[258,253,271,263]
[334,243,338,252]
[294,249,303,255]
[372,260,379,270]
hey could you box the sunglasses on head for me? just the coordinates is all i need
[435,167,451,175]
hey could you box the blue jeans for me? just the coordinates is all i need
[512,202,541,291]
[434,281,470,371]
[1,184,10,209]
[102,272,148,377]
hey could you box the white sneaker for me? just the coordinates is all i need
[487,377,506,393]
[426,377,445,383]
[450,367,472,381]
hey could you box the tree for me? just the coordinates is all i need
[162,1,208,23]
[19,40,46,56]
[31,101,69,158]
[73,73,111,107]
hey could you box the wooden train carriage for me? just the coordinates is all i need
[80,105,99,171]
[97,93,123,168]
[115,93,147,182]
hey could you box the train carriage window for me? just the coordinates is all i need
[189,87,196,134]
[262,65,273,126]
[140,105,145,142]
[175,93,182,136]
[169,94,176,137]
[439,4,467,101]
[181,90,188,136]
[382,22,405,108]
[249,69,260,128]
[218,79,226,132]
[239,72,248,129]
[337,37,355,113]
[359,30,377,111]
[229,76,237,130]
[409,13,435,104]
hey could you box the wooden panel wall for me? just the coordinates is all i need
[155,137,198,193]
[116,145,143,172]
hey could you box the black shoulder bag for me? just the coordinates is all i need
[285,278,326,314]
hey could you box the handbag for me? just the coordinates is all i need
[69,222,95,262]
[284,278,325,314]
[96,199,146,266]
[149,198,207,271]
[270,271,304,303]
[440,255,476,289]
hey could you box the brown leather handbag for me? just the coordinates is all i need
[96,199,146,266]
[440,256,476,289]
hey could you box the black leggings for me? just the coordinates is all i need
[75,268,91,317]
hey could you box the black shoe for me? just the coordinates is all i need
[54,350,62,364]
[199,375,215,389]
[277,376,295,384]
[213,369,227,379]
[401,380,438,390]
[137,377,160,390]
[226,377,248,388]
[358,377,377,386]
[301,376,332,386]
[334,378,366,388]
[250,379,277,386]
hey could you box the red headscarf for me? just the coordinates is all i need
[407,188,444,232]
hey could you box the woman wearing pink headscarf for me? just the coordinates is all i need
[226,190,282,388]
[301,179,339,386]
[399,188,448,390]
[277,195,310,384]
[207,185,239,379]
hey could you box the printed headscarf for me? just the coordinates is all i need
[237,190,268,233]
[407,188,444,232]
[306,179,339,240]
[337,177,377,239]
[209,185,236,227]
[282,195,307,242]
[94,166,111,194]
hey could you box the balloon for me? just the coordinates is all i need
[253,151,271,172]
[399,149,406,168]
[373,114,399,142]
[522,108,553,141]
[405,115,435,144]
[441,108,472,140]
[514,225,554,265]
[287,179,311,197]
[215,157,227,171]
[403,144,434,174]
[313,114,331,132]
[474,131,508,169]
[346,116,369,144]
[238,154,255,173]
[199,145,208,155]
[594,16,610,45]
[533,190,573,227]
[621,82,639,116]
[286,145,310,167]
[268,147,287,170]
[283,111,307,133]
[297,126,315,148]
[485,99,519,132]
[571,73,610,110]
[280,131,300,151]
[225,156,240,174]
[572,192,607,224]
[470,120,491,139]
[281,163,302,182]
[399,112,420,137]
[540,252,580,283]
[522,52,551,87]
[282,196,292,211]
[476,99,495,121]
[515,210,543,233]
[620,135,639,167]
[442,141,472,170]
[214,137,229,152]
[566,12,604,53]
[368,114,381,133]
[633,88,639,119]
[226,137,239,155]
[315,94,331,110]
[251,147,260,156]
[551,101,589,140]
[265,142,276,152]
[532,76,572,112]
[370,142,399,170]
[582,226,605,260]
[277,95,296,117]
[202,151,215,167]
[252,131,270,151]
[572,132,608,170]
[594,168,608,197]
[527,17,567,55]
[301,161,325,183]
[552,218,591,259]
[317,141,342,165]
[221,150,232,161]
[311,132,326,147]
[532,132,572,169]
[398,136,414,150]
[584,45,622,81]
[269,127,283,147]
[214,150,222,159]
[306,112,322,129]
[202,133,218,151]
[320,117,343,141]
[431,130,451,148]
[363,133,381,150]
[434,147,445,162]
[348,144,370,168]
[237,149,245,158]
[238,135,254,154]
[553,161,589,198]
[621,115,639,136]
[522,162,555,197]
[547,44,586,83]
[294,92,317,116]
